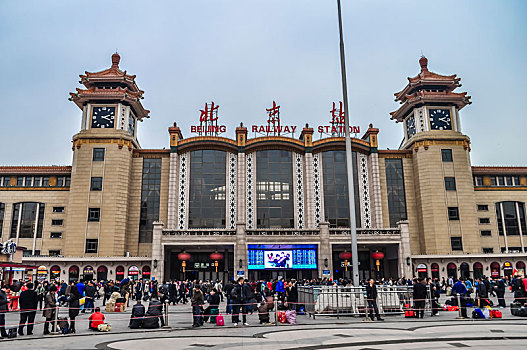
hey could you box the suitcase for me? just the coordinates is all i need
[277,311,287,324]
[490,309,502,318]
[216,314,224,326]
[473,308,486,319]
[405,310,417,318]
[285,310,297,325]
[7,327,17,338]
[510,303,527,317]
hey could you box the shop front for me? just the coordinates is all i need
[167,246,234,282]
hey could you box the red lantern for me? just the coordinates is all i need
[210,251,224,273]
[371,251,384,260]
[339,250,352,271]
[339,251,352,260]
[371,250,384,272]
[178,252,191,261]
[210,252,224,261]
[178,251,191,275]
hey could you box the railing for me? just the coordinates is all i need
[298,285,420,318]
[330,228,400,236]
[162,229,236,236]
[246,229,319,236]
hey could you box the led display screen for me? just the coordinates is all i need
[248,244,317,270]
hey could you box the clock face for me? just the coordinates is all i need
[406,115,416,139]
[429,109,452,130]
[91,106,115,129]
[128,113,135,136]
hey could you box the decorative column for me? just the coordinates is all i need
[312,153,324,228]
[363,124,383,227]
[318,221,332,279]
[397,220,412,279]
[234,222,247,277]
[293,153,305,229]
[168,123,183,230]
[151,221,164,281]
[234,125,248,277]
[358,154,372,228]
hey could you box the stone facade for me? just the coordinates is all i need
[0,55,525,283]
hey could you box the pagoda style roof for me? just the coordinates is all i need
[69,53,150,120]
[80,53,141,93]
[390,57,471,122]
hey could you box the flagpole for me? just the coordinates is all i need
[336,0,360,287]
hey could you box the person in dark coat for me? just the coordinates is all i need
[191,285,205,327]
[202,289,220,323]
[496,278,506,308]
[477,277,489,307]
[0,287,9,338]
[67,282,81,333]
[365,279,383,321]
[83,281,96,313]
[142,296,164,328]
[413,278,428,318]
[18,282,38,335]
[224,281,234,314]
[43,285,57,334]
[231,277,248,326]
[286,281,298,311]
[129,300,145,329]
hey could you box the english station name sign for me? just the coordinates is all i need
[190,101,360,137]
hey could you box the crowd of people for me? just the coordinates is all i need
[0,273,525,337]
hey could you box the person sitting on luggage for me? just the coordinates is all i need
[203,289,220,323]
[142,296,164,328]
[129,300,145,329]
[88,307,105,330]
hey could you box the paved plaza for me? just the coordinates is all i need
[1,294,526,349]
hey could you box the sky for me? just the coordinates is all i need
[0,0,526,166]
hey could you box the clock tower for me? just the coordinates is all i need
[66,53,150,257]
[390,57,479,256]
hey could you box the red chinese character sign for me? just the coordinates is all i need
[317,101,360,136]
[252,101,297,136]
[191,101,226,135]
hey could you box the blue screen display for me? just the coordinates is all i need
[247,244,317,270]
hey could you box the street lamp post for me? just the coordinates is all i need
[336,0,360,287]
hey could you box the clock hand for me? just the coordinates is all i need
[101,114,112,121]
[438,117,450,123]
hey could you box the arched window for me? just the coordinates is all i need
[460,262,470,279]
[188,150,226,228]
[142,266,151,280]
[447,263,457,279]
[503,261,513,277]
[473,262,484,279]
[517,261,526,275]
[128,265,140,280]
[69,265,79,283]
[83,266,94,281]
[431,263,440,279]
[50,265,61,280]
[97,266,108,282]
[490,262,500,278]
[116,266,125,282]
[417,263,428,279]
[321,150,361,228]
[256,150,294,228]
